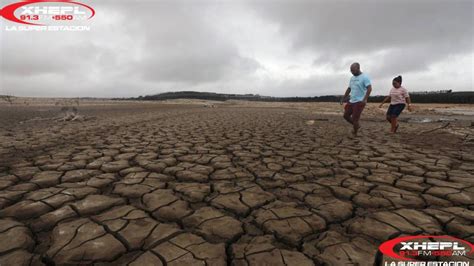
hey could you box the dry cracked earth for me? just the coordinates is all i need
[0,102,473,265]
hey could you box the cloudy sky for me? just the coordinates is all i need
[0,0,472,97]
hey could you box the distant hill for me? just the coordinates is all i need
[129,91,474,104]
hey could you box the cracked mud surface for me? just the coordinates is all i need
[0,102,473,265]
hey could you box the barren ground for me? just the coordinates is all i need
[0,100,473,265]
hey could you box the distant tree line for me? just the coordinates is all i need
[128,91,474,104]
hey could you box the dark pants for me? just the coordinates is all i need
[387,104,406,118]
[344,102,366,123]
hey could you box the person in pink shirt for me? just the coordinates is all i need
[379,76,413,133]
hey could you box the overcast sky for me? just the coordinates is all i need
[1,0,473,97]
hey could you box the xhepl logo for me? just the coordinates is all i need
[1,0,95,31]
[380,235,474,262]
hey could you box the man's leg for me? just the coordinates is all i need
[353,120,360,135]
[351,102,366,135]
[343,103,353,124]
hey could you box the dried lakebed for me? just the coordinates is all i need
[0,103,473,265]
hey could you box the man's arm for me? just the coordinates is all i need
[341,87,351,104]
[363,85,372,103]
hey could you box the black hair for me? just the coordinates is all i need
[393,75,402,84]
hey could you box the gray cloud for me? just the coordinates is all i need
[0,0,472,97]
[112,2,261,84]
[252,0,473,80]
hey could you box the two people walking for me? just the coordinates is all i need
[341,62,412,135]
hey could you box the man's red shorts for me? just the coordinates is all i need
[344,101,366,122]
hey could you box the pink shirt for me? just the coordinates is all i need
[390,86,409,105]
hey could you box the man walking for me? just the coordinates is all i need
[341,63,372,136]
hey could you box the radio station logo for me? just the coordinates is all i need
[380,235,474,265]
[1,0,95,31]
